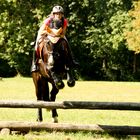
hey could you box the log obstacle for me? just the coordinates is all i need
[0,121,140,135]
[0,100,140,110]
[0,100,140,135]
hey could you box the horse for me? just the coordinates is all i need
[32,35,75,123]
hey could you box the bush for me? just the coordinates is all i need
[0,59,17,77]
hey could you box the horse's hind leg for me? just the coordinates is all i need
[36,82,43,122]
[37,108,43,122]
[37,77,50,122]
[32,72,43,122]
[50,84,59,123]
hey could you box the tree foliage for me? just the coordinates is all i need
[125,1,140,54]
[1,0,139,81]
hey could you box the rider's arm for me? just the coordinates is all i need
[45,25,58,37]
[39,18,56,37]
[45,25,63,37]
[38,23,55,37]
[38,24,47,36]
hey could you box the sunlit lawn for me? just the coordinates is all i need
[0,76,140,139]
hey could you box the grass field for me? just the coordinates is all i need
[0,76,140,139]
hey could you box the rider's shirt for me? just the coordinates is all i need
[44,16,68,29]
[35,16,68,51]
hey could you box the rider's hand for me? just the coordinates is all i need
[40,30,47,35]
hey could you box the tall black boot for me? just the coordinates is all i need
[30,30,39,72]
[31,48,38,72]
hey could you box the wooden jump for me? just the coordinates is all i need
[0,100,140,111]
[0,121,140,135]
[0,100,140,134]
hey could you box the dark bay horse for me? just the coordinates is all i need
[32,36,75,123]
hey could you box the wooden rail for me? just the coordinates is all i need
[0,121,140,135]
[0,100,140,135]
[0,100,140,111]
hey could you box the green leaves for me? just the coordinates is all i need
[0,0,136,80]
[125,1,140,54]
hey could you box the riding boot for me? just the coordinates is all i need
[31,49,38,72]
[31,40,39,73]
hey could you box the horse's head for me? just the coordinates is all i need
[38,38,67,89]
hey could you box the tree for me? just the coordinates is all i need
[82,0,132,80]
[0,0,134,80]
[125,1,140,73]
[0,0,53,76]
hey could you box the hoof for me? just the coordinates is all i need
[67,69,76,87]
[52,117,58,123]
[67,80,75,87]
[55,81,65,89]
[36,118,42,122]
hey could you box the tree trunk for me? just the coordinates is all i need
[133,53,136,73]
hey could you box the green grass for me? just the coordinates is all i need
[0,76,140,139]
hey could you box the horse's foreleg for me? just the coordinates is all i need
[50,85,59,123]
[51,72,65,89]
[67,69,75,87]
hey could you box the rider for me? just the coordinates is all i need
[31,5,79,72]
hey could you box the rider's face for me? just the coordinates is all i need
[54,12,63,20]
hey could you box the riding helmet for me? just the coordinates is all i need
[52,5,64,14]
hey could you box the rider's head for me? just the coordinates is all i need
[52,6,64,20]
[52,5,64,14]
